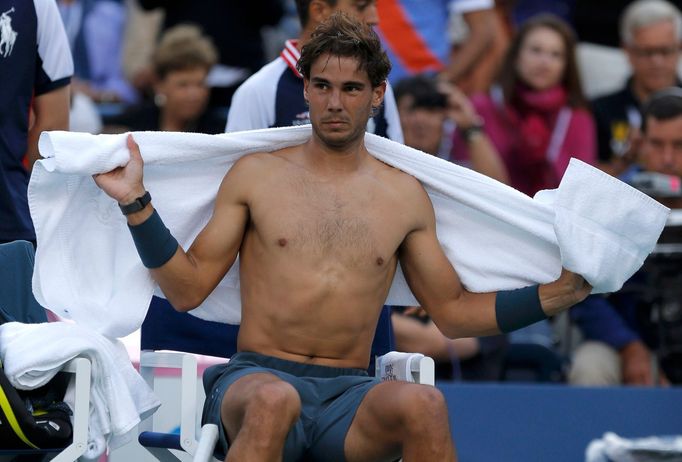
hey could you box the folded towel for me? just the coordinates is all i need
[535,159,669,293]
[29,126,669,337]
[0,321,161,458]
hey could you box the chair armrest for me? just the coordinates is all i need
[376,351,435,386]
[51,357,91,462]
[138,350,200,456]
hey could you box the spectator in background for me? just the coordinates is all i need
[104,25,225,134]
[393,74,508,182]
[57,0,137,104]
[120,0,163,98]
[376,0,507,95]
[452,14,596,197]
[591,0,682,176]
[569,88,682,386]
[138,0,285,109]
[225,0,404,142]
[0,0,72,244]
[447,0,511,95]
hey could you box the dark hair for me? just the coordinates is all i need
[495,14,587,109]
[297,12,390,88]
[295,0,337,28]
[641,87,682,133]
[153,24,218,80]
[393,75,448,109]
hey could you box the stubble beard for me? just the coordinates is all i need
[312,120,368,151]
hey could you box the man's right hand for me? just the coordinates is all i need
[93,134,146,205]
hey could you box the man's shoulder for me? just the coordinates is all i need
[373,158,428,201]
[238,58,289,91]
[232,151,280,171]
[232,147,299,172]
[226,58,290,131]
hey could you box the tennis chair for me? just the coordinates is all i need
[138,298,434,462]
[0,240,91,462]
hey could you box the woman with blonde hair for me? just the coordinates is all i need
[105,24,224,133]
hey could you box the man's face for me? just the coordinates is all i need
[330,0,379,26]
[398,95,446,155]
[304,53,385,149]
[641,115,682,177]
[625,20,681,94]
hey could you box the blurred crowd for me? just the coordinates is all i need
[3,0,682,387]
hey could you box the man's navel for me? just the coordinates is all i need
[278,238,288,247]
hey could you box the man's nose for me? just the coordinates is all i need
[327,89,342,110]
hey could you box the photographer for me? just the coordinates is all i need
[569,88,682,386]
[393,74,508,183]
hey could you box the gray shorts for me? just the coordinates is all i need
[201,351,380,462]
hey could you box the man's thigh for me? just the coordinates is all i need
[341,381,432,462]
[202,364,306,461]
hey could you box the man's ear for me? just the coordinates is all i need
[303,78,310,102]
[372,81,387,108]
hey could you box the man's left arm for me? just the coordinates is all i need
[442,7,495,84]
[399,184,591,338]
[26,85,70,169]
[27,0,73,170]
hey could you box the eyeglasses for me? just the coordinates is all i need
[630,45,680,59]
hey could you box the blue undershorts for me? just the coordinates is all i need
[201,351,381,462]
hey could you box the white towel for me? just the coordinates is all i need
[29,126,669,337]
[0,321,161,459]
[585,432,682,462]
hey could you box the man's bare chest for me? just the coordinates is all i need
[249,173,404,264]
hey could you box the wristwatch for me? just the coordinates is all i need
[119,191,151,215]
[460,122,484,142]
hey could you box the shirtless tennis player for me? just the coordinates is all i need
[94,13,591,462]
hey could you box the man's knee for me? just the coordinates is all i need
[246,381,301,420]
[223,379,301,433]
[399,385,448,427]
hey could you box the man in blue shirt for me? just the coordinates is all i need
[0,0,72,244]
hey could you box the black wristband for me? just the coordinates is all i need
[119,191,152,215]
[460,123,484,142]
[495,285,547,333]
[128,209,179,268]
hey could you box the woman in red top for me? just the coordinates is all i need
[453,14,596,196]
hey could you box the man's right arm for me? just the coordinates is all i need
[94,135,251,311]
